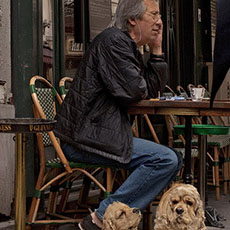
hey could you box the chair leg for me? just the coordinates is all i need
[191,158,195,184]
[228,145,230,195]
[27,133,45,227]
[56,181,72,213]
[222,147,229,195]
[46,169,62,216]
[105,168,113,198]
[142,204,152,230]
[47,190,59,215]
[213,146,220,200]
[77,176,92,206]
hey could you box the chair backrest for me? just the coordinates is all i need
[197,84,227,126]
[197,84,210,98]
[30,75,72,173]
[162,85,176,98]
[187,83,195,91]
[165,114,185,147]
[176,85,188,98]
[59,77,73,100]
[30,76,62,145]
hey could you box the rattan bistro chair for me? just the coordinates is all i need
[27,75,115,228]
[165,84,230,199]
[58,76,125,215]
[196,84,230,196]
[59,76,73,100]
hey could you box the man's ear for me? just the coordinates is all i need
[128,18,136,26]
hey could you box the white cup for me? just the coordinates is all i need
[190,88,205,101]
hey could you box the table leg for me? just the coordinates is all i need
[184,116,193,184]
[198,135,206,205]
[15,133,26,230]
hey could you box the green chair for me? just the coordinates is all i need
[174,124,230,202]
[27,75,116,229]
[59,76,155,230]
[59,76,73,100]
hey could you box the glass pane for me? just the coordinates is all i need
[111,0,118,17]
[63,0,117,78]
[42,0,54,83]
[64,0,83,78]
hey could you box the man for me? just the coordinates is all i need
[54,0,182,229]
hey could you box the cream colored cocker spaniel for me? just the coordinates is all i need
[154,183,206,230]
[102,201,142,230]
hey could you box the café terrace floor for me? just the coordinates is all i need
[0,184,229,229]
[57,185,230,230]
[58,186,230,230]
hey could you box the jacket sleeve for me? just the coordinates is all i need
[98,36,148,106]
[144,53,169,99]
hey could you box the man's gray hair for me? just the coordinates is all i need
[108,0,159,31]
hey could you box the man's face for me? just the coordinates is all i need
[135,0,162,46]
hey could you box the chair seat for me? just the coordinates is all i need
[207,135,230,148]
[173,138,198,148]
[46,158,113,169]
[174,135,230,149]
[174,124,230,136]
[174,148,199,158]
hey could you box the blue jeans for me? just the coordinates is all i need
[62,137,182,220]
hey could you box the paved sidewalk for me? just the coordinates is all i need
[0,220,14,230]
[206,188,230,230]
[0,186,229,229]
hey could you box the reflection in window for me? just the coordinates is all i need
[64,0,83,78]
[43,0,54,83]
[63,0,118,78]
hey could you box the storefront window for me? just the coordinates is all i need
[111,0,118,17]
[42,0,115,80]
[64,0,83,78]
[42,0,54,83]
[64,0,114,78]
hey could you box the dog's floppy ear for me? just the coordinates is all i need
[156,186,175,216]
[102,219,116,230]
[195,198,206,230]
[189,185,206,230]
[155,184,181,228]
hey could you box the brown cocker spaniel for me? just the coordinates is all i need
[102,201,142,230]
[154,183,206,230]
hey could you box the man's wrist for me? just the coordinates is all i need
[150,53,165,59]
[150,46,162,55]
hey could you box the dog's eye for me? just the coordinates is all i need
[119,211,126,218]
[186,200,193,206]
[172,200,179,205]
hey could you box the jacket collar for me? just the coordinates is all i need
[123,31,140,56]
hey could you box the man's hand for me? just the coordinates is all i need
[148,19,163,55]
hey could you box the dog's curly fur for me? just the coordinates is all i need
[102,201,142,230]
[154,183,206,230]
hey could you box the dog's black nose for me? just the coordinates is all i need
[133,208,140,214]
[176,207,184,215]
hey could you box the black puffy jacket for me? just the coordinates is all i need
[54,27,168,164]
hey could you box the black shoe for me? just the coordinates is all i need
[75,215,101,230]
[205,206,226,222]
[205,208,225,228]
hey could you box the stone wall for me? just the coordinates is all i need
[0,1,11,93]
[0,1,15,216]
[0,105,15,216]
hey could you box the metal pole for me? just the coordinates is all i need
[15,133,26,229]
[184,116,193,184]
[198,135,207,205]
